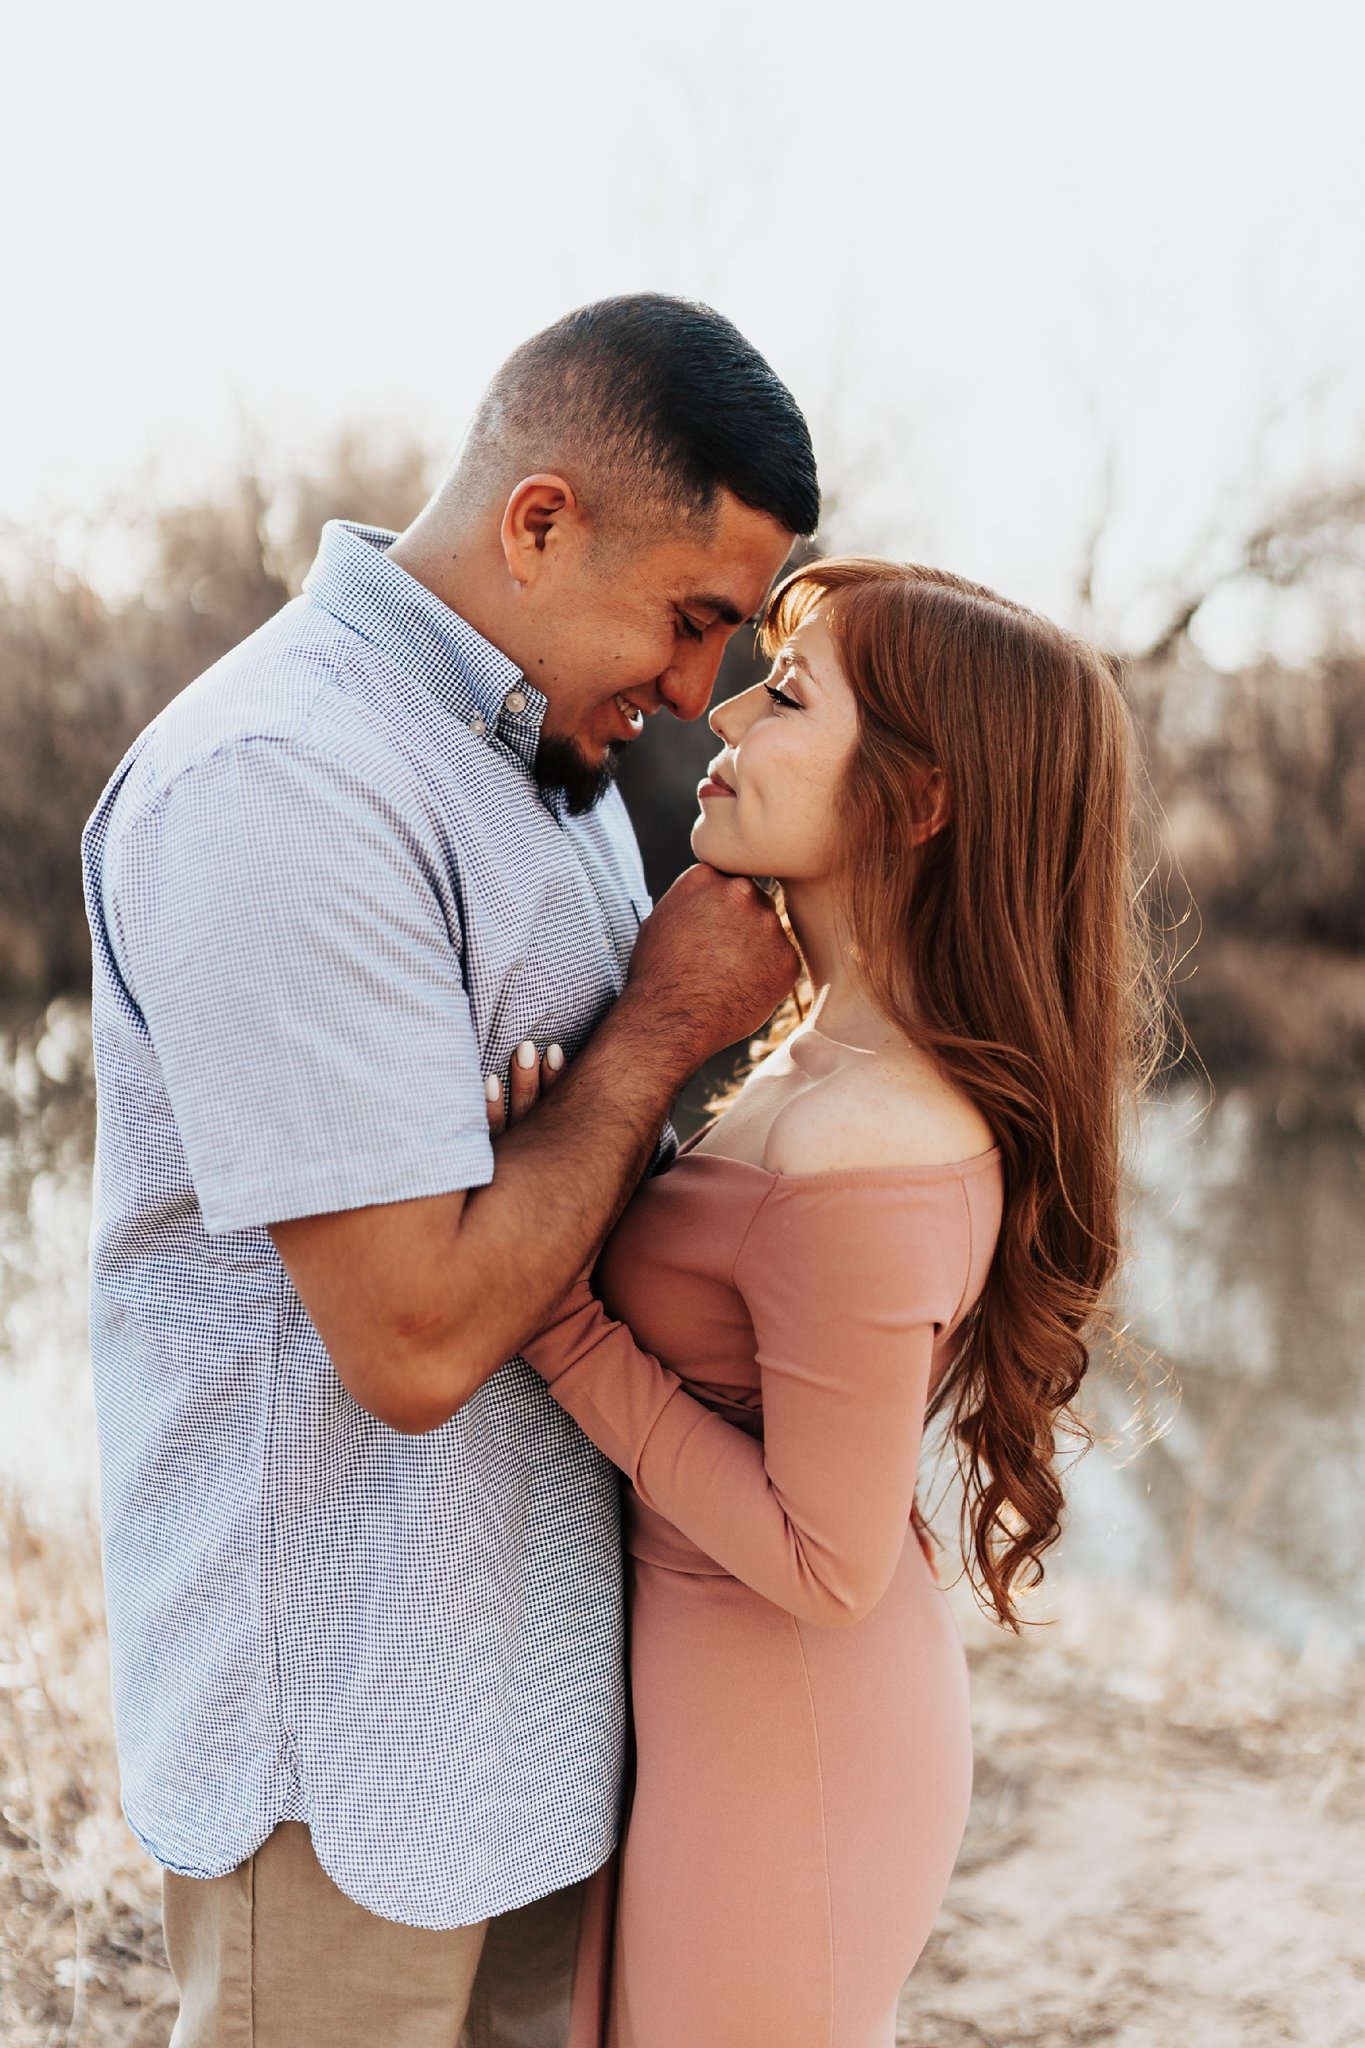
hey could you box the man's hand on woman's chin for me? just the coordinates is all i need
[620,862,799,1069]
[484,862,798,1133]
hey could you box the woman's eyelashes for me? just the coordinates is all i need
[763,677,803,711]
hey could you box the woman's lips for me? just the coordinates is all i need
[697,771,736,800]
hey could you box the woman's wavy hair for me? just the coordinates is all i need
[755,557,1166,1629]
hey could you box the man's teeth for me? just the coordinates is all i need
[615,695,644,732]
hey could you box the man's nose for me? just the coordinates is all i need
[659,639,727,723]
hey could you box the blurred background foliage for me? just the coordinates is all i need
[5,445,1365,2048]
[2,438,1364,1079]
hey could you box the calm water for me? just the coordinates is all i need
[5,1001,1364,1655]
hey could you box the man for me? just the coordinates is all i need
[81,294,817,2045]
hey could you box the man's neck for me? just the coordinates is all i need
[389,515,522,669]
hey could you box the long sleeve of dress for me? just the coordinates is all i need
[521,1174,976,1626]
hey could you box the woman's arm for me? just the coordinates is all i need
[522,1179,960,1626]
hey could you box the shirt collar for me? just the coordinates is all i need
[302,520,549,770]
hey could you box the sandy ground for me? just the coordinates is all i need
[899,1584,1365,2048]
[3,1507,1362,2048]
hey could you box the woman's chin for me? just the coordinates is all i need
[690,816,744,872]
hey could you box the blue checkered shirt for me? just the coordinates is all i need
[81,520,657,1928]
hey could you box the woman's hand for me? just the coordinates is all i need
[485,1039,567,1136]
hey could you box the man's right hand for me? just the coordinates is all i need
[622,865,799,1068]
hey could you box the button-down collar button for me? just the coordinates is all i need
[468,714,488,738]
[502,688,529,717]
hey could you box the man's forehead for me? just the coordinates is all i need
[671,535,793,621]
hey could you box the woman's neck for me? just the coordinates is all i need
[781,877,897,1055]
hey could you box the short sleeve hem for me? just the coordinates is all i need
[199,1133,495,1237]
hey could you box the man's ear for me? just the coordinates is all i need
[500,474,581,586]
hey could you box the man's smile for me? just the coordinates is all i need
[608,690,658,739]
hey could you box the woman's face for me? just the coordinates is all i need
[691,605,860,883]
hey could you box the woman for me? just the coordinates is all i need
[502,557,1160,2047]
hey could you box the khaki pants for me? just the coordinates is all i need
[162,1822,584,2048]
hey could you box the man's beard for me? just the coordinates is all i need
[534,733,627,817]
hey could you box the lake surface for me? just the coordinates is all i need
[5,1001,1364,1656]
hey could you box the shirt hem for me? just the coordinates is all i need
[309,1822,620,1931]
[122,1794,620,1930]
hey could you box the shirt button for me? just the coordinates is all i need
[502,688,529,717]
[468,714,488,738]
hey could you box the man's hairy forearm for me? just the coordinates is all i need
[395,991,700,1426]
[464,1001,689,1332]
[270,870,796,1432]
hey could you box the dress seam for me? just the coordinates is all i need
[728,1178,782,1294]
[950,1176,974,1330]
[792,1619,837,2045]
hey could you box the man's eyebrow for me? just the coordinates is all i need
[683,592,748,627]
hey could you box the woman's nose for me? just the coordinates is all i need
[709,683,758,743]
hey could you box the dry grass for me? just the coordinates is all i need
[4,1500,1363,2047]
[1,1503,173,2046]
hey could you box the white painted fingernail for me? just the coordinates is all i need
[485,1075,501,1102]
[515,1040,537,1069]
[546,1043,564,1071]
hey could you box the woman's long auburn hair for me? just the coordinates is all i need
[756,557,1165,1630]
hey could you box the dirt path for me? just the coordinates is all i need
[899,1583,1365,2047]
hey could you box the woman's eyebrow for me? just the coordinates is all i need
[775,648,816,681]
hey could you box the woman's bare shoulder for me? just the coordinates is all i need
[762,1056,996,1179]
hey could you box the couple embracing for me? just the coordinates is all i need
[83,295,1153,2047]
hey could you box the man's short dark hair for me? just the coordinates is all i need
[461,294,820,540]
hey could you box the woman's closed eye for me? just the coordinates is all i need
[763,679,803,711]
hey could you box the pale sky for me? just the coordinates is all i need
[8,0,1365,661]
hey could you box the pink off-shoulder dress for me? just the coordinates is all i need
[522,1137,1003,2048]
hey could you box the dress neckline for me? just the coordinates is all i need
[674,1122,1001,1187]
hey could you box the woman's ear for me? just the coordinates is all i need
[499,474,580,586]
[911,767,951,845]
